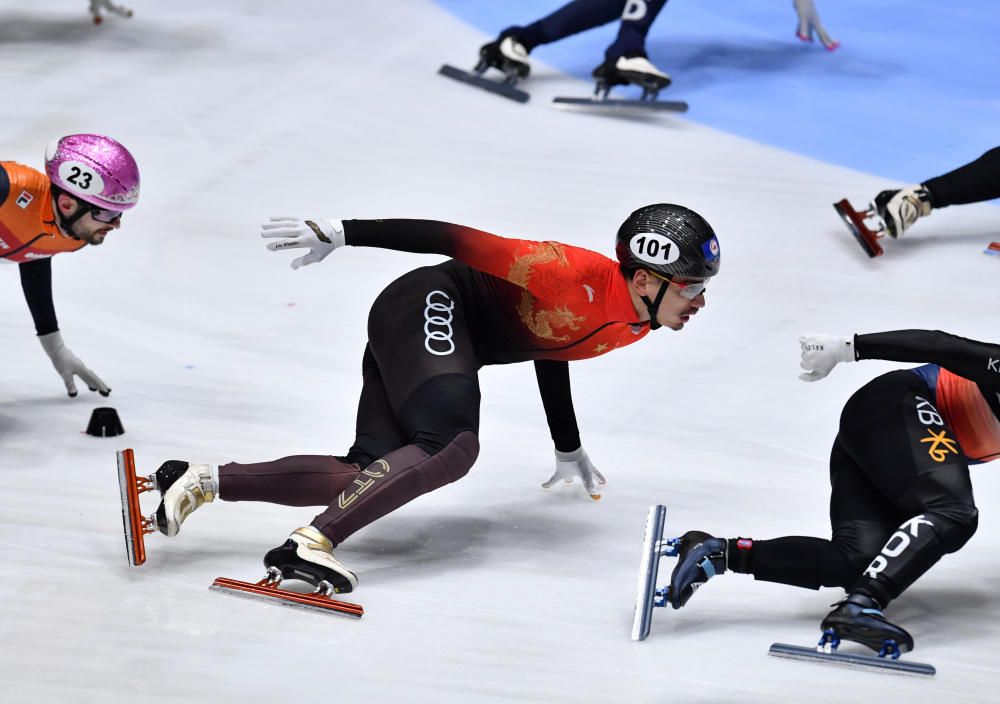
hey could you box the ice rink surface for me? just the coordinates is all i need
[1,2,998,702]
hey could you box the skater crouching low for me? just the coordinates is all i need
[123,204,723,598]
[665,329,999,656]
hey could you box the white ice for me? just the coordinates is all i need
[1,2,999,702]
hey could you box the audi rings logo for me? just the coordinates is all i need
[424,290,456,356]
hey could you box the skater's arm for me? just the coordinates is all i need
[343,219,552,282]
[534,359,581,453]
[263,216,583,293]
[857,330,1000,388]
[18,258,58,335]
[535,360,606,499]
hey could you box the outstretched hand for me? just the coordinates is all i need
[798,333,856,382]
[261,216,345,269]
[542,447,606,500]
[38,331,111,397]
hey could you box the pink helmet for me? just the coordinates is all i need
[45,134,140,211]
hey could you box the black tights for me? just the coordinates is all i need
[732,370,978,607]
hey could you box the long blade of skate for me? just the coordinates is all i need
[439,65,529,103]
[631,504,667,641]
[768,643,935,677]
[117,449,146,567]
[551,97,688,113]
[833,199,883,258]
[209,577,364,619]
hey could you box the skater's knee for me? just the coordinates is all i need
[932,504,978,553]
[421,431,480,487]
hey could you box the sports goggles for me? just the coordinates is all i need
[89,205,123,224]
[650,271,708,299]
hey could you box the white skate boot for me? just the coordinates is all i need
[874,184,934,239]
[592,52,671,99]
[264,526,359,594]
[154,460,217,537]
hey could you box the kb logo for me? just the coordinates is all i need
[424,290,456,356]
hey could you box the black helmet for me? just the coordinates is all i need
[615,204,721,279]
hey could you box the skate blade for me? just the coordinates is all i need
[438,64,529,103]
[833,199,883,258]
[768,643,935,677]
[117,448,154,567]
[631,504,667,641]
[552,97,688,113]
[209,577,364,619]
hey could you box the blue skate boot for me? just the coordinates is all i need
[819,593,914,658]
[665,531,727,609]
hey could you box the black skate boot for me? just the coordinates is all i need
[477,34,530,79]
[153,460,216,537]
[665,531,727,609]
[873,184,933,239]
[819,593,914,658]
[592,51,671,100]
[264,526,359,595]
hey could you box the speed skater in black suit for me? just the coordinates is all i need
[666,330,1000,655]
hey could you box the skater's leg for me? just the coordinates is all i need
[922,146,1000,208]
[505,0,626,51]
[604,0,669,59]
[218,456,360,507]
[339,344,410,468]
[835,370,978,608]
[219,345,407,507]
[311,374,481,547]
[730,438,902,590]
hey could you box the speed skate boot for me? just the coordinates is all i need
[477,34,531,79]
[819,593,914,657]
[154,460,217,537]
[665,531,727,609]
[873,184,933,239]
[592,52,671,99]
[264,526,359,595]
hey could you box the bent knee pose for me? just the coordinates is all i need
[142,204,722,593]
[669,329,999,654]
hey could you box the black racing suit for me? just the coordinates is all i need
[730,330,1000,608]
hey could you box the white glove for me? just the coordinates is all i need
[261,216,345,270]
[793,0,839,49]
[798,333,856,382]
[542,447,606,500]
[38,331,110,397]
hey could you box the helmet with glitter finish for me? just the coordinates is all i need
[45,134,140,211]
[616,204,720,279]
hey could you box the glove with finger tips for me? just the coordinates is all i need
[542,447,606,500]
[798,333,855,382]
[38,331,111,397]
[261,216,345,269]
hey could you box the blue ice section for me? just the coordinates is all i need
[434,1,999,184]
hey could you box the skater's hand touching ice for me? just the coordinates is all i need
[262,216,344,269]
[38,331,111,397]
[542,447,605,500]
[798,333,855,382]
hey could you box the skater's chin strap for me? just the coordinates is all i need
[640,278,670,331]
[49,187,90,238]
